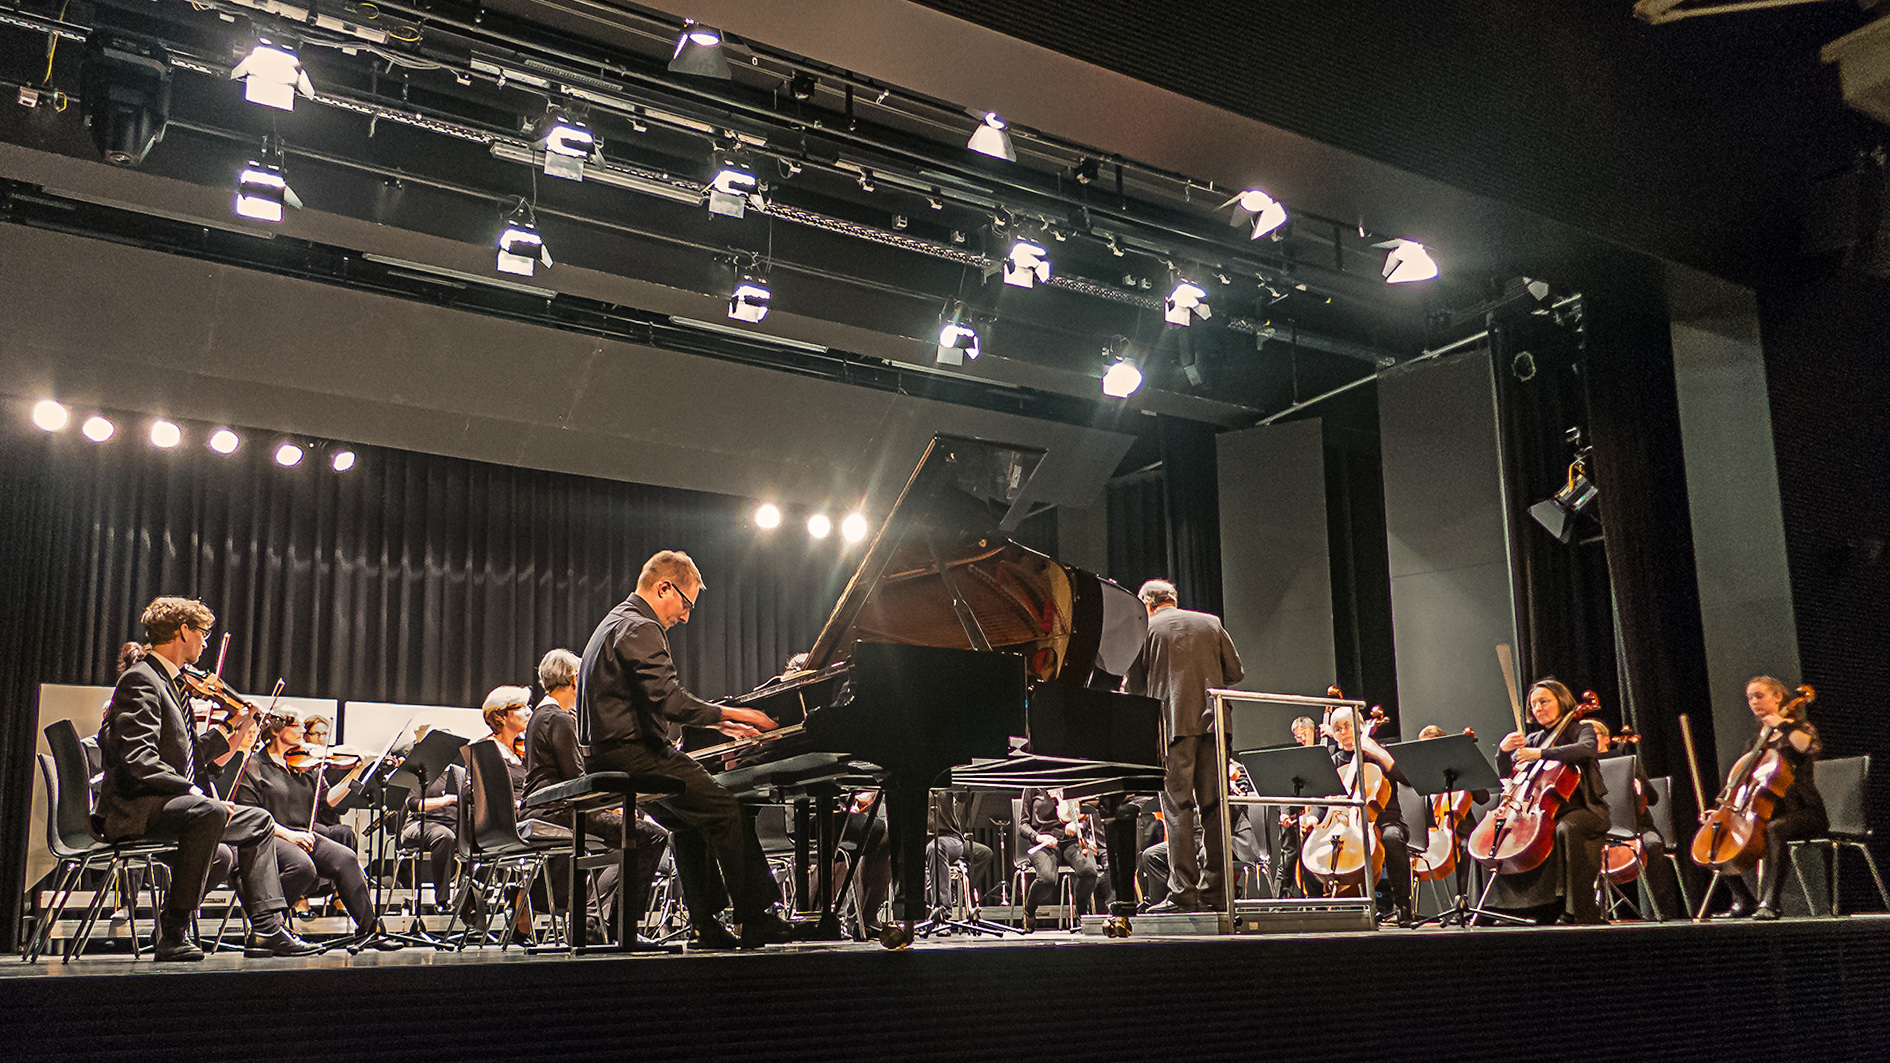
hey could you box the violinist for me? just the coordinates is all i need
[1489,679,1609,924]
[473,686,532,805]
[1720,676,1826,920]
[94,597,318,960]
[1324,708,1415,926]
[1019,786,1099,931]
[232,713,396,949]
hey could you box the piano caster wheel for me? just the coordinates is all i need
[878,922,914,950]
[1104,916,1131,939]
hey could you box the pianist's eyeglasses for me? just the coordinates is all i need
[664,581,698,614]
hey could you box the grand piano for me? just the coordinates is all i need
[690,434,1164,943]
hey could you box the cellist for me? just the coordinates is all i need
[1322,708,1416,926]
[1720,676,1826,920]
[1489,679,1610,924]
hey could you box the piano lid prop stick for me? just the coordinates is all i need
[1496,643,1526,737]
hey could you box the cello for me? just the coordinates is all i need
[1413,728,1477,883]
[1689,685,1814,873]
[1466,690,1598,875]
[1299,706,1390,896]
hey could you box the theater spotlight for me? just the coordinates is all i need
[274,441,304,467]
[234,140,301,223]
[1102,357,1144,398]
[1378,238,1439,283]
[230,36,313,112]
[754,502,782,529]
[149,420,182,449]
[80,31,171,167]
[82,416,115,443]
[968,113,1016,162]
[708,151,759,218]
[1165,278,1211,327]
[1221,188,1288,240]
[496,204,552,277]
[728,271,771,323]
[1529,452,1598,544]
[807,513,832,539]
[32,400,70,432]
[535,111,594,181]
[668,21,731,78]
[1002,234,1051,289]
[936,321,981,366]
[331,449,356,472]
[208,428,240,455]
[841,512,868,543]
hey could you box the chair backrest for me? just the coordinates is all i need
[1817,755,1870,838]
[1597,756,1642,835]
[38,754,85,861]
[463,740,527,854]
[1011,798,1028,856]
[1648,776,1678,845]
[43,720,104,855]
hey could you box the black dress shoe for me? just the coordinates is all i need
[245,926,322,958]
[738,912,795,950]
[690,920,740,950]
[1725,899,1756,919]
[154,935,205,962]
[1752,904,1781,921]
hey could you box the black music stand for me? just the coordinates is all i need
[1237,745,1347,899]
[386,729,468,948]
[1379,735,1525,927]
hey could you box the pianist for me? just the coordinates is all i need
[576,550,793,949]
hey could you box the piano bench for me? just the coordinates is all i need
[520,772,686,954]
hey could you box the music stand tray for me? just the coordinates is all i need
[1235,745,1347,804]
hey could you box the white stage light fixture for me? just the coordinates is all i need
[32,400,69,432]
[669,21,731,78]
[274,441,304,467]
[968,113,1016,162]
[209,428,240,455]
[230,38,313,112]
[936,322,981,366]
[1102,358,1144,398]
[1164,279,1211,327]
[708,152,759,218]
[841,513,868,543]
[728,272,771,323]
[754,503,782,529]
[82,416,115,443]
[1221,188,1288,239]
[1378,239,1439,283]
[331,449,356,472]
[234,141,301,223]
[497,206,552,277]
[535,112,594,181]
[807,513,832,539]
[150,420,181,448]
[1002,236,1051,288]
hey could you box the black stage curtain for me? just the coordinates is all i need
[0,426,854,946]
[1106,467,1168,597]
[1157,416,1224,618]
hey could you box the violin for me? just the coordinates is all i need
[1414,727,1477,883]
[284,744,364,771]
[1466,690,1598,875]
[179,664,266,728]
[1299,706,1390,896]
[513,731,527,759]
[1689,685,1814,873]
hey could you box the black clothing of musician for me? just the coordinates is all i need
[577,554,784,941]
[1020,788,1098,927]
[1125,581,1244,911]
[1723,679,1827,917]
[1490,685,1610,924]
[233,753,378,936]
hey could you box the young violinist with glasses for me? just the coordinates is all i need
[1488,679,1610,924]
[1719,676,1826,920]
[232,712,399,950]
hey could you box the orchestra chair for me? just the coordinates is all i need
[1788,755,1890,916]
[1646,776,1692,918]
[28,721,176,963]
[1596,756,1652,921]
[1009,799,1075,929]
[452,741,569,950]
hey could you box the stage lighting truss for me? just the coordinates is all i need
[1378,238,1439,283]
[669,20,731,78]
[80,31,172,168]
[728,271,771,323]
[708,151,760,218]
[1165,278,1211,327]
[1221,188,1288,240]
[230,36,313,112]
[535,111,596,181]
[496,203,552,277]
[1002,234,1051,289]
[968,112,1016,162]
[234,140,302,223]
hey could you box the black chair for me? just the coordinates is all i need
[522,766,684,953]
[1789,755,1890,916]
[452,741,568,950]
[1646,776,1692,917]
[1596,756,1650,921]
[27,721,176,963]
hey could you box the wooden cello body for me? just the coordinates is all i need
[1466,693,1596,876]
[1689,687,1811,873]
[1299,758,1388,895]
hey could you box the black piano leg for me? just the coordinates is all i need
[880,779,929,949]
[1101,795,1140,938]
[814,788,843,940]
[793,797,814,920]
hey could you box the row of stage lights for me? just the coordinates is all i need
[30,400,357,471]
[90,18,1441,400]
[753,503,869,544]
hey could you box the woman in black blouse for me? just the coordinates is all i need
[472,686,532,805]
[1488,679,1611,924]
[1722,675,1827,920]
[233,714,393,947]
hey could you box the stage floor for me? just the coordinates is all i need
[6,916,1889,1061]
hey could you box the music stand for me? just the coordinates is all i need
[1235,744,1347,806]
[385,729,468,948]
[1379,735,1525,927]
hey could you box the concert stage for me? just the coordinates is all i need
[6,917,1887,1062]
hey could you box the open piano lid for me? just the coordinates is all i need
[804,434,1136,682]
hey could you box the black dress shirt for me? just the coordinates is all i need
[577,592,721,749]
